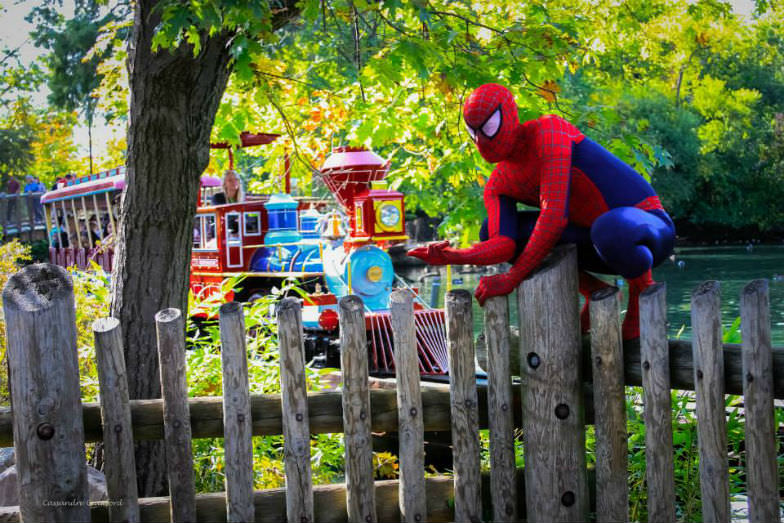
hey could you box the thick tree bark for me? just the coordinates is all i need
[114,0,299,496]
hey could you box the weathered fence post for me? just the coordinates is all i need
[589,286,628,523]
[390,290,426,523]
[219,302,255,523]
[445,289,481,523]
[276,298,314,523]
[690,281,729,523]
[94,317,140,523]
[740,280,779,523]
[155,308,196,523]
[518,245,587,522]
[483,295,517,522]
[338,295,377,523]
[2,264,89,522]
[639,283,676,523]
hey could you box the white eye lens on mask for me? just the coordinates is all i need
[465,124,477,142]
[481,108,502,139]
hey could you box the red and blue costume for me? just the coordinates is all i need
[408,83,675,339]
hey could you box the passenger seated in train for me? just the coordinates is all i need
[93,221,114,254]
[88,215,103,246]
[50,216,70,248]
[78,219,92,248]
[102,219,113,239]
[211,169,245,205]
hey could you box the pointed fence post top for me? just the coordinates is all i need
[155,307,182,324]
[2,263,72,312]
[390,288,414,307]
[742,278,768,297]
[93,317,121,333]
[591,285,620,303]
[339,294,364,313]
[220,300,243,316]
[640,281,666,299]
[445,288,472,308]
[276,296,302,314]
[692,280,720,299]
[525,244,577,280]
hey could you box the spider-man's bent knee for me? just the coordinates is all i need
[480,207,675,279]
[591,207,675,279]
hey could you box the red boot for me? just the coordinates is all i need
[579,271,610,334]
[623,270,655,340]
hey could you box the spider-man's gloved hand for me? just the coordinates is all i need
[474,272,521,305]
[407,240,452,265]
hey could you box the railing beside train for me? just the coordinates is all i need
[41,138,449,376]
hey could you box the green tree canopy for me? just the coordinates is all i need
[27,0,128,173]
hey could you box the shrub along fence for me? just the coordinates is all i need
[0,246,782,522]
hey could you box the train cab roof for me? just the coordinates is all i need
[41,167,127,204]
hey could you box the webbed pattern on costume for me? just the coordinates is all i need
[463,83,519,163]
[481,115,670,281]
[489,115,585,283]
[412,83,674,321]
[443,236,516,265]
[567,169,610,227]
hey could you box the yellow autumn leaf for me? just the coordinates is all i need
[537,80,560,103]
[435,72,453,95]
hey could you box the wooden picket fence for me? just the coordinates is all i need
[1,245,782,522]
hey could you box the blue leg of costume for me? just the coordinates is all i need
[480,207,675,338]
[590,207,675,279]
[480,207,675,277]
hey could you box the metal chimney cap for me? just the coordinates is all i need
[321,147,386,171]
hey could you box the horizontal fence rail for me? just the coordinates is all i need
[2,252,782,522]
[1,337,781,447]
[0,471,562,523]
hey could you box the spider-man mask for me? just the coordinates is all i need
[463,84,519,164]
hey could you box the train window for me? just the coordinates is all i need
[192,217,201,248]
[192,214,218,251]
[204,215,217,249]
[244,212,261,236]
[226,213,241,243]
[201,186,219,206]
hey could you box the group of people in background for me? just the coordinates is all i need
[7,168,242,249]
[4,175,46,223]
[50,212,114,250]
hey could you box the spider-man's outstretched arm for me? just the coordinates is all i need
[407,190,517,266]
[475,118,573,304]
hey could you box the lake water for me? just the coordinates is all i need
[398,245,784,346]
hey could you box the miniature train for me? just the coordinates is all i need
[40,136,449,376]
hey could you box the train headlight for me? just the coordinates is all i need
[373,198,404,233]
[379,203,400,228]
[366,265,383,282]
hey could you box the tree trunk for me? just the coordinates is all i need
[114,3,233,496]
[114,0,299,498]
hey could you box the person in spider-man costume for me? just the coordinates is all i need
[408,83,675,340]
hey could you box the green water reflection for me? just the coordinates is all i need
[405,245,784,345]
